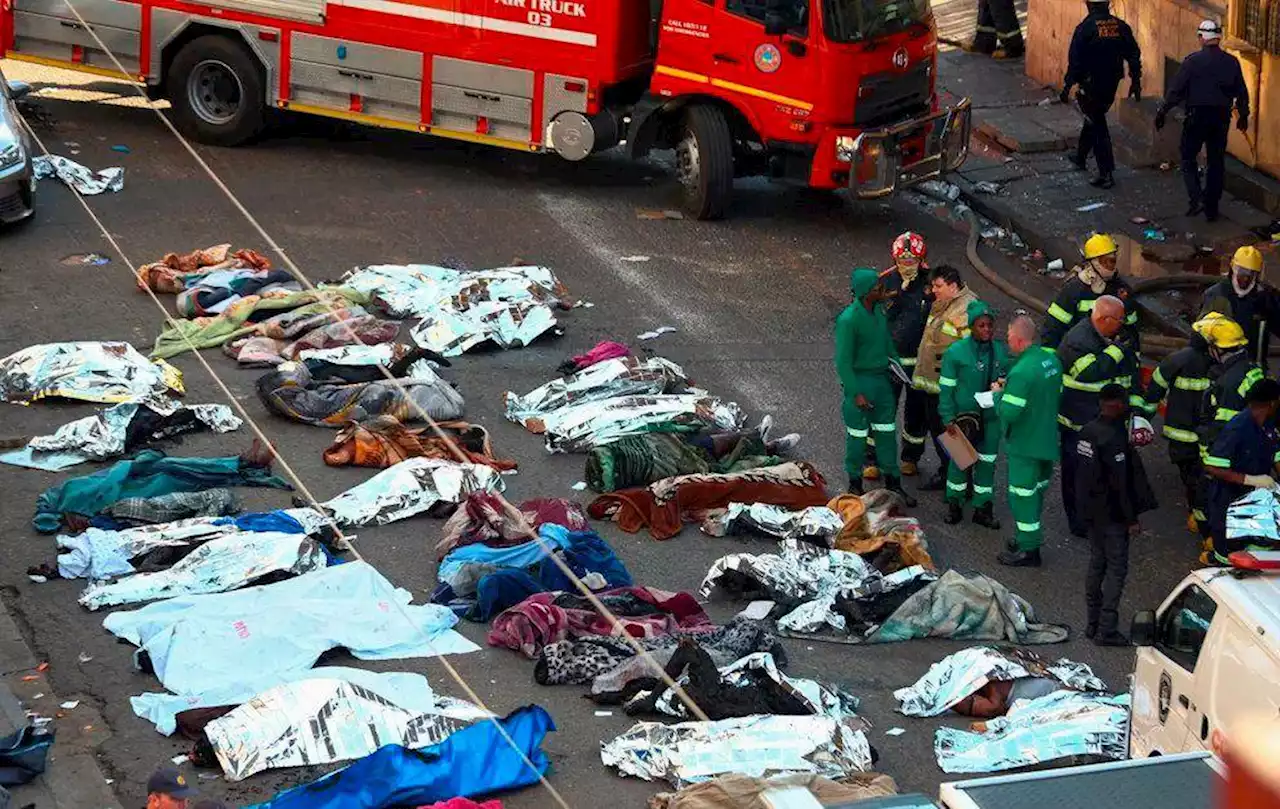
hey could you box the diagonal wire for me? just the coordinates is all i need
[17,115,578,809]
[44,0,719,727]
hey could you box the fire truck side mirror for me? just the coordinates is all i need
[1131,609,1156,647]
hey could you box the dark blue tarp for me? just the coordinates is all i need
[246,705,555,809]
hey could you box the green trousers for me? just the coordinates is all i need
[1007,454,1054,551]
[945,428,1000,507]
[843,373,899,479]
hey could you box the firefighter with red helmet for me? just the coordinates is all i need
[863,231,933,482]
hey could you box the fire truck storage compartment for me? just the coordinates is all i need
[289,34,423,124]
[431,56,533,142]
[11,0,141,74]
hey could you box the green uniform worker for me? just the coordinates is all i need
[939,300,1011,529]
[994,315,1064,568]
[835,268,917,506]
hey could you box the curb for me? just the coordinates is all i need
[0,599,123,809]
[949,172,1080,268]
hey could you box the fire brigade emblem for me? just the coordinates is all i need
[754,44,782,73]
[893,47,909,69]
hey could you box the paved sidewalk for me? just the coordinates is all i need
[936,49,1276,296]
[0,600,122,809]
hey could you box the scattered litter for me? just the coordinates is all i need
[738,600,776,621]
[32,154,124,195]
[595,710,613,717]
[77,651,94,663]
[885,727,906,736]
[619,256,651,262]
[27,574,47,584]
[197,773,220,781]
[110,144,131,154]
[637,326,677,340]
[36,663,48,673]
[1130,216,1149,225]
[171,754,189,765]
[59,701,79,710]
[1045,258,1064,272]
[918,179,961,200]
[20,676,39,682]
[105,778,114,784]
[1143,228,1167,242]
[972,181,1001,195]
[31,693,44,699]
[1075,202,1107,212]
[59,253,110,266]
[1038,98,1052,107]
[571,481,588,491]
[636,209,685,220]
[1159,161,1173,171]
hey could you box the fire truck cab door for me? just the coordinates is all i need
[708,0,815,121]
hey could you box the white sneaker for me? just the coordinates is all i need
[757,414,774,441]
[770,433,801,454]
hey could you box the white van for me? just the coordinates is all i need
[1128,550,1280,759]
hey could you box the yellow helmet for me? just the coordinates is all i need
[1193,312,1249,348]
[1232,245,1264,273]
[1082,233,1119,260]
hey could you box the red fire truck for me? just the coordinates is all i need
[0,0,971,218]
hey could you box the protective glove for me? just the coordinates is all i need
[1059,85,1072,105]
[1129,79,1142,100]
[1154,108,1167,131]
[1243,474,1276,489]
[1238,114,1250,133]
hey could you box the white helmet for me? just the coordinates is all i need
[1198,19,1223,42]
[1130,415,1156,447]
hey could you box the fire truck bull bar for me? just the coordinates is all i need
[850,97,973,199]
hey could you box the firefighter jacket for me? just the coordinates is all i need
[834,269,899,389]
[880,267,932,372]
[1073,414,1157,527]
[1056,318,1140,432]
[1143,341,1213,446]
[1198,350,1265,453]
[912,287,978,394]
[996,345,1063,461]
[1200,279,1280,371]
[1041,273,1140,351]
[939,337,1012,427]
[1063,8,1142,102]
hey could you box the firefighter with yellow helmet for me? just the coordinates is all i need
[1200,244,1280,372]
[1195,311,1263,457]
[1041,233,1140,351]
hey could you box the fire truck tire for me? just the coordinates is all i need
[676,105,734,221]
[167,36,266,147]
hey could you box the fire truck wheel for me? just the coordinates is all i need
[168,36,266,146]
[675,105,734,221]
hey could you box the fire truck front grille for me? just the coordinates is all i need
[854,61,931,128]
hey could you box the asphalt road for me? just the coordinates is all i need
[0,61,1200,809]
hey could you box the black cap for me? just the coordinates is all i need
[147,765,196,798]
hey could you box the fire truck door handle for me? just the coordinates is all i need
[59,20,83,29]
[337,69,374,81]
[1178,694,1190,709]
[787,40,806,56]
[712,53,739,64]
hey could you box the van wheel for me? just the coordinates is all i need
[167,35,266,146]
[674,105,734,220]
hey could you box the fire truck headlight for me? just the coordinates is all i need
[835,136,856,163]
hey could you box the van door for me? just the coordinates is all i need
[1131,583,1219,756]
[1191,606,1280,760]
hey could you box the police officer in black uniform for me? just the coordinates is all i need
[1156,19,1250,221]
[1061,0,1142,190]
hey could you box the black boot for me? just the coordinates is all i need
[1089,174,1115,189]
[920,470,946,492]
[1085,622,1098,639]
[944,501,964,524]
[996,548,1042,567]
[971,503,1001,530]
[847,476,865,496]
[884,475,917,508]
[1067,153,1086,171]
[1186,201,1204,216]
[1094,630,1130,647]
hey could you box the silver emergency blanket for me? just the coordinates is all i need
[298,343,399,366]
[78,531,326,610]
[103,561,479,699]
[0,341,182,404]
[700,539,935,635]
[934,691,1130,773]
[319,458,503,527]
[601,714,873,787]
[540,394,745,453]
[894,646,1108,717]
[0,401,241,471]
[702,503,844,544]
[1227,487,1280,543]
[206,677,491,780]
[57,518,236,580]
[340,264,570,356]
[648,652,859,721]
[504,357,690,428]
[33,154,124,195]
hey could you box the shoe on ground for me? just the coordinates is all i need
[972,504,1001,530]
[884,476,917,508]
[1187,201,1204,216]
[758,414,773,441]
[862,464,881,481]
[1089,174,1116,189]
[992,47,1024,59]
[996,548,1042,567]
[944,502,964,524]
[920,471,946,491]
[1094,630,1130,647]
[1085,622,1098,639]
[770,433,801,455]
[961,40,995,55]
[1067,154,1087,171]
[848,476,865,496]
[899,461,918,477]
[1205,208,1220,222]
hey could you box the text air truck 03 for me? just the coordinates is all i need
[0,0,971,218]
